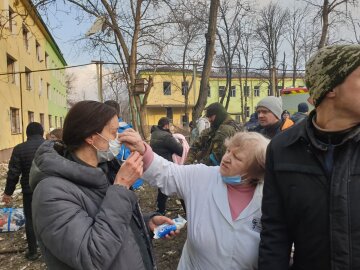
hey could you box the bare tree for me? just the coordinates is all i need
[192,0,220,123]
[299,18,321,65]
[102,69,131,122]
[164,0,207,126]
[256,2,289,96]
[65,72,77,108]
[216,0,250,110]
[35,0,166,138]
[348,11,360,43]
[285,6,308,86]
[302,0,359,48]
[236,17,256,123]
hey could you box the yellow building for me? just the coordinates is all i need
[139,67,305,127]
[0,0,67,160]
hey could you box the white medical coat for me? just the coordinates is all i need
[143,154,263,270]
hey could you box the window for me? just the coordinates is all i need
[254,86,260,97]
[182,81,189,96]
[48,115,53,128]
[235,115,241,122]
[60,117,63,127]
[163,82,171,95]
[10,108,21,134]
[22,25,29,51]
[245,106,250,117]
[39,78,43,96]
[7,54,16,84]
[47,83,51,99]
[277,86,283,95]
[36,41,42,62]
[244,85,250,97]
[8,7,14,33]
[45,52,49,68]
[218,86,225,97]
[55,116,58,128]
[25,67,32,90]
[230,86,236,97]
[28,111,34,124]
[268,86,271,96]
[40,113,45,127]
[207,84,211,97]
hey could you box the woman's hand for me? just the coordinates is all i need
[148,215,179,239]
[118,129,146,155]
[114,152,143,188]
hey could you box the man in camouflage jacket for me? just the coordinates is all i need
[185,102,242,166]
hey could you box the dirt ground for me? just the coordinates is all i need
[0,162,187,270]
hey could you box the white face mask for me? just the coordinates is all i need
[96,150,113,163]
[108,139,121,157]
[92,133,121,163]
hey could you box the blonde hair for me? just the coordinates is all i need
[50,128,63,140]
[224,132,270,184]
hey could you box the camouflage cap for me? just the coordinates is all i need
[305,45,360,107]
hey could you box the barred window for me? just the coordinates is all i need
[163,82,171,95]
[10,108,21,134]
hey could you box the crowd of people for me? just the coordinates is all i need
[1,44,360,270]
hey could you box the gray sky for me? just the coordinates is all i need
[40,0,359,100]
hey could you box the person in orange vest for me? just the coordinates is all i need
[255,96,294,139]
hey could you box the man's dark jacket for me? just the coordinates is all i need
[259,112,360,270]
[150,126,183,161]
[290,112,308,124]
[5,134,44,195]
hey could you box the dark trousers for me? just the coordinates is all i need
[23,193,37,254]
[156,189,186,214]
[156,189,168,214]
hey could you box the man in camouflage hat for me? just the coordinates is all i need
[185,102,242,165]
[259,44,360,270]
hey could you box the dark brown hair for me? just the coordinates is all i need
[63,100,117,151]
[158,117,170,128]
[104,100,120,118]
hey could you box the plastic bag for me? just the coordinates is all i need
[153,215,187,239]
[0,208,25,232]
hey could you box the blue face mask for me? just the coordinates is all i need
[221,175,242,185]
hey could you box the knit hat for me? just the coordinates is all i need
[205,102,228,129]
[305,44,360,107]
[298,102,309,113]
[256,96,282,120]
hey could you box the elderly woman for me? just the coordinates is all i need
[119,130,270,270]
[29,101,175,270]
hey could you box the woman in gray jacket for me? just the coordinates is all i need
[29,101,174,270]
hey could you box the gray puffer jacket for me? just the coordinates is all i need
[29,141,156,270]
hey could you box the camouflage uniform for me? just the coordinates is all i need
[306,45,360,107]
[185,115,242,165]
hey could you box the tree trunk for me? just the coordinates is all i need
[292,49,296,87]
[183,45,189,127]
[192,0,220,123]
[128,0,146,138]
[318,0,329,49]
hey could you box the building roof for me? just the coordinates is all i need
[139,66,304,79]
